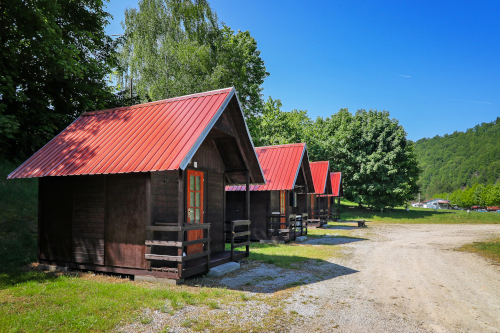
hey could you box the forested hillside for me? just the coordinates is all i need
[414,117,500,199]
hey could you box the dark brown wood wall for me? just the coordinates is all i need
[296,193,308,215]
[105,173,150,269]
[39,177,73,262]
[190,139,225,174]
[225,191,269,241]
[206,171,224,252]
[270,190,279,213]
[151,170,178,224]
[249,191,269,240]
[226,191,245,221]
[72,175,105,265]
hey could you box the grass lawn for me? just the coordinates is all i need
[340,199,500,224]
[457,237,500,264]
[0,270,237,332]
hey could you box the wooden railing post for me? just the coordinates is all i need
[230,222,235,261]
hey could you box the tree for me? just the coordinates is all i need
[116,0,268,118]
[252,104,420,209]
[250,97,311,147]
[324,109,420,209]
[414,118,500,198]
[0,0,120,162]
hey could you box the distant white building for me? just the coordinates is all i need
[411,201,423,208]
[423,198,450,209]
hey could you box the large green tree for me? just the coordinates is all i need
[251,101,420,209]
[0,0,120,162]
[117,0,268,117]
[319,109,420,209]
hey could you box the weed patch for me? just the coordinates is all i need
[457,237,500,264]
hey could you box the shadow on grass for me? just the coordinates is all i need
[196,253,358,293]
[0,270,60,289]
[343,206,456,219]
[192,238,365,293]
[303,235,367,245]
[323,224,359,230]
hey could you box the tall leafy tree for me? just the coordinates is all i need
[250,97,312,147]
[0,0,120,162]
[117,0,268,117]
[251,102,419,209]
[322,109,420,209]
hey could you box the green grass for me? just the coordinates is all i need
[340,199,500,224]
[0,271,236,332]
[306,227,352,238]
[457,237,500,264]
[239,242,345,269]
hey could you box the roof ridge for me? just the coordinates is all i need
[82,87,233,117]
[256,142,306,149]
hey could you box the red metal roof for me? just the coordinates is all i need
[330,172,342,197]
[310,161,330,194]
[8,88,247,179]
[226,143,306,191]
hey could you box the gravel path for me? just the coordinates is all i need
[120,224,500,332]
[286,224,500,332]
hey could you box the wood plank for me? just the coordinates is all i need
[145,237,210,247]
[232,231,251,237]
[227,220,251,226]
[231,241,251,248]
[145,254,182,262]
[145,250,209,262]
[39,259,180,280]
[146,224,211,232]
[182,264,209,278]
[182,250,210,262]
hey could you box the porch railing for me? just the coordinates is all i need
[144,223,211,279]
[267,214,296,240]
[225,220,251,260]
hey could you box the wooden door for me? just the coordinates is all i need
[310,194,315,218]
[280,190,286,228]
[186,170,204,255]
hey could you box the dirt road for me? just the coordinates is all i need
[288,224,500,332]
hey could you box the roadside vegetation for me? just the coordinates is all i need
[0,161,38,271]
[458,237,500,264]
[339,199,500,224]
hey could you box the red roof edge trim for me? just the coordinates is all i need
[178,88,234,170]
[232,89,266,185]
[81,87,234,117]
[322,161,329,193]
[292,143,307,189]
[256,142,306,149]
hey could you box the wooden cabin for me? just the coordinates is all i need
[7,87,265,281]
[329,172,344,220]
[225,143,314,242]
[308,161,333,227]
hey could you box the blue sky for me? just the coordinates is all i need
[104,0,499,142]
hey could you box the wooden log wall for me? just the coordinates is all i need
[105,173,149,269]
[206,171,224,252]
[72,175,105,265]
[39,177,73,262]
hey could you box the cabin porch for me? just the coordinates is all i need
[145,219,250,280]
